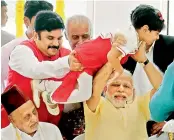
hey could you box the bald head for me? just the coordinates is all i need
[65,15,92,49]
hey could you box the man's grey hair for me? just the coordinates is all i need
[65,15,93,37]
[108,69,132,81]
[122,69,135,87]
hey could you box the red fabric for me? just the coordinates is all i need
[1,40,70,128]
[2,86,30,115]
[1,105,10,128]
[52,37,111,102]
[120,54,132,64]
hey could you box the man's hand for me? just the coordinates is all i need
[107,33,127,69]
[151,122,166,137]
[69,50,84,71]
[131,41,147,63]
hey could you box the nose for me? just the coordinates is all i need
[117,85,124,92]
[31,114,38,123]
[78,37,84,45]
[53,40,59,46]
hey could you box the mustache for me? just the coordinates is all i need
[48,46,59,49]
[30,122,38,128]
[113,92,129,99]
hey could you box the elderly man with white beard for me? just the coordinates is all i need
[84,41,163,140]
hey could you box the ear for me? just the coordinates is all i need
[33,31,38,41]
[8,115,15,124]
[24,16,30,28]
[64,30,68,40]
[103,85,107,93]
[142,25,149,33]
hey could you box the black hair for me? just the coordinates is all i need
[34,11,65,33]
[24,0,53,20]
[1,0,7,7]
[131,4,164,31]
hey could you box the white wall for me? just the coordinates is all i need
[169,0,174,36]
[2,0,171,37]
[92,0,168,37]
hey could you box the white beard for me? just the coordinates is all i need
[106,94,127,108]
[105,92,134,108]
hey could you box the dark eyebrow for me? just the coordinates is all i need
[58,35,63,40]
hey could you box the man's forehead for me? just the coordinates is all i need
[68,22,89,31]
[42,29,63,36]
[69,20,89,27]
[69,27,90,37]
[11,100,34,116]
[108,72,133,84]
[18,101,34,112]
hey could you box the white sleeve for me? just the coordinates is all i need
[54,126,63,140]
[9,45,70,79]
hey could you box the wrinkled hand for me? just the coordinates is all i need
[131,41,147,63]
[69,50,84,71]
[151,122,166,137]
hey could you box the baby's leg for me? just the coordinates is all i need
[32,80,62,115]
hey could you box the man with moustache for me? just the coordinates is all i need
[84,40,163,140]
[1,0,53,92]
[1,85,63,140]
[2,11,82,128]
[1,1,54,128]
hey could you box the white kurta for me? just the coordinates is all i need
[1,122,63,140]
[1,35,28,92]
[1,30,15,46]
[148,133,169,140]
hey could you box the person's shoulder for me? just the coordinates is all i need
[1,124,15,139]
[1,30,15,46]
[1,30,15,38]
[2,37,26,50]
[158,34,174,44]
[39,122,59,131]
[160,34,174,40]
[1,123,13,132]
[39,122,57,127]
[167,62,174,75]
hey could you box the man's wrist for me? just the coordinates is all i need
[140,58,149,67]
